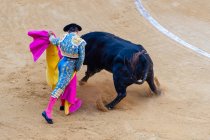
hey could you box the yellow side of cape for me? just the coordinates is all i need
[46,43,60,89]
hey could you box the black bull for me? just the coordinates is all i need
[80,32,161,109]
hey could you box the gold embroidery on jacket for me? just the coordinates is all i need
[72,36,82,46]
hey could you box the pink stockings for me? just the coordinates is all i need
[45,97,57,119]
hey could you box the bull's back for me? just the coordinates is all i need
[81,32,144,71]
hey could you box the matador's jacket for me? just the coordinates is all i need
[49,32,86,98]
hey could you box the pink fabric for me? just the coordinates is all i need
[69,99,82,113]
[61,75,77,104]
[45,97,57,119]
[60,75,82,112]
[28,30,50,62]
[58,47,62,59]
[28,30,82,112]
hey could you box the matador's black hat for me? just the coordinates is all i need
[63,23,82,32]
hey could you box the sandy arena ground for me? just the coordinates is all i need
[0,0,210,139]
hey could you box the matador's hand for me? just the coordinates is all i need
[48,31,54,36]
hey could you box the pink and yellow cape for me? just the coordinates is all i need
[28,30,82,114]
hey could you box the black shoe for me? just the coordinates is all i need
[60,106,64,111]
[42,111,53,124]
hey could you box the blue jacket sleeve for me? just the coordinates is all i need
[75,41,86,71]
[49,35,60,46]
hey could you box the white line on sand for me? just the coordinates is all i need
[135,0,210,59]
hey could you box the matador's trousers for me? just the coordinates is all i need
[51,57,77,98]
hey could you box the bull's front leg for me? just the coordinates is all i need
[106,75,127,110]
[105,92,126,110]
[79,71,93,85]
[81,71,92,82]
[80,66,100,85]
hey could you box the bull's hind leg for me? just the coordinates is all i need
[106,74,127,110]
[146,68,161,95]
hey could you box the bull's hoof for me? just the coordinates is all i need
[146,91,153,97]
[155,89,161,95]
[105,104,114,110]
[79,80,86,86]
